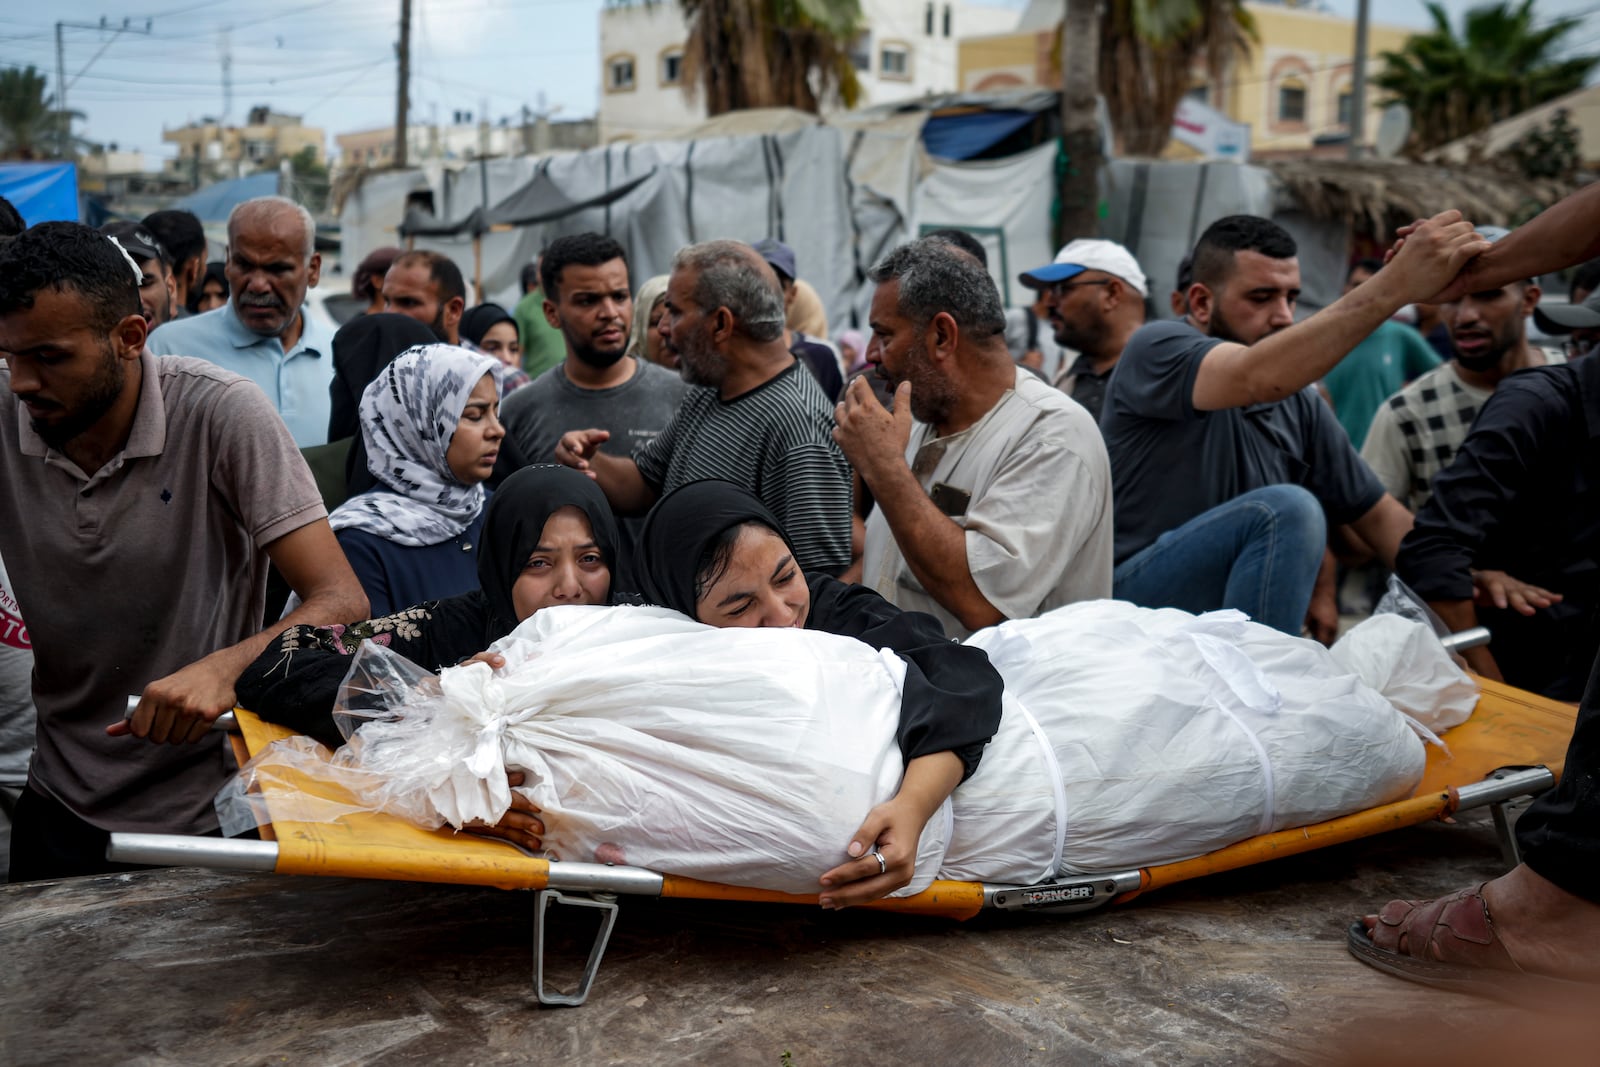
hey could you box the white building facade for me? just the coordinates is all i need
[599,0,1020,141]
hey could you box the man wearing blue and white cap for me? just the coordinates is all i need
[1362,225,1552,513]
[1019,238,1148,421]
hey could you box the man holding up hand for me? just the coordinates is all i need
[835,237,1114,639]
[1100,212,1489,636]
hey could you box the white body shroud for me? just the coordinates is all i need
[323,602,1450,895]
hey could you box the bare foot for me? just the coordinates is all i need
[1478,864,1600,982]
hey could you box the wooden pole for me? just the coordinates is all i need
[395,0,411,168]
[473,234,484,305]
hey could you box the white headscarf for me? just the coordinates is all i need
[329,344,504,547]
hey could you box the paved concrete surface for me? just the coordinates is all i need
[0,805,1583,1066]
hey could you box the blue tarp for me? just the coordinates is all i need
[173,172,279,221]
[920,110,1037,161]
[0,162,79,224]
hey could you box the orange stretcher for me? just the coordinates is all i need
[108,675,1578,1005]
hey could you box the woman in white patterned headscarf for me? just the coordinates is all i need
[327,344,506,616]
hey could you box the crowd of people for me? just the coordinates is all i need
[1,181,1598,998]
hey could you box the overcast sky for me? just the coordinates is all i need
[2,0,1595,164]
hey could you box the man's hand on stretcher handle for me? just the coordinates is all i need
[109,655,242,745]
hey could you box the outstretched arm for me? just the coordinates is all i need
[1191,211,1490,411]
[1431,184,1600,301]
[553,428,658,515]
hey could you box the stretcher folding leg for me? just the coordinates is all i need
[533,889,619,1007]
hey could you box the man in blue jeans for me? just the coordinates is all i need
[1099,213,1487,637]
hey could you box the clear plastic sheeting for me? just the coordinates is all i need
[220,601,1447,893]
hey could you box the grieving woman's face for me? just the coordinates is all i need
[511,505,611,620]
[694,524,810,629]
[444,373,504,486]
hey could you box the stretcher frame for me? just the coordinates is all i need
[109,663,1578,1006]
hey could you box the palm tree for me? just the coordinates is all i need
[676,0,864,114]
[1374,0,1599,153]
[0,66,77,161]
[1098,0,1258,156]
[1058,0,1104,242]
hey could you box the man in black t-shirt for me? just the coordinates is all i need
[1100,213,1486,636]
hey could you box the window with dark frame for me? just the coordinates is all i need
[1277,81,1306,124]
[850,31,872,72]
[609,56,635,91]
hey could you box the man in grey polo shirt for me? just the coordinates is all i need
[146,195,334,447]
[496,233,687,579]
[835,237,1114,639]
[0,222,367,881]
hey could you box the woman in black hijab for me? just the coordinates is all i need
[460,303,532,395]
[329,313,438,442]
[190,260,229,314]
[636,479,1003,909]
[236,465,623,750]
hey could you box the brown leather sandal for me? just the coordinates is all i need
[1346,883,1591,1004]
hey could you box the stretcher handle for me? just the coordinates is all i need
[1440,626,1491,653]
[124,696,238,733]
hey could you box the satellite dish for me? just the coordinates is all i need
[1374,104,1412,159]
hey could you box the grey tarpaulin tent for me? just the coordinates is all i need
[396,167,662,302]
[340,96,1401,331]
[397,168,661,238]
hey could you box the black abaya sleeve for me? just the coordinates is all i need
[234,591,495,749]
[806,574,1002,780]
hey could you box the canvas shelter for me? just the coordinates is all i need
[337,96,1571,333]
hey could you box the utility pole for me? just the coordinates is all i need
[1348,0,1370,160]
[395,0,412,168]
[55,23,67,158]
[220,27,233,126]
[54,17,154,161]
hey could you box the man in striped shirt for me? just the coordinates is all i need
[555,240,852,575]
